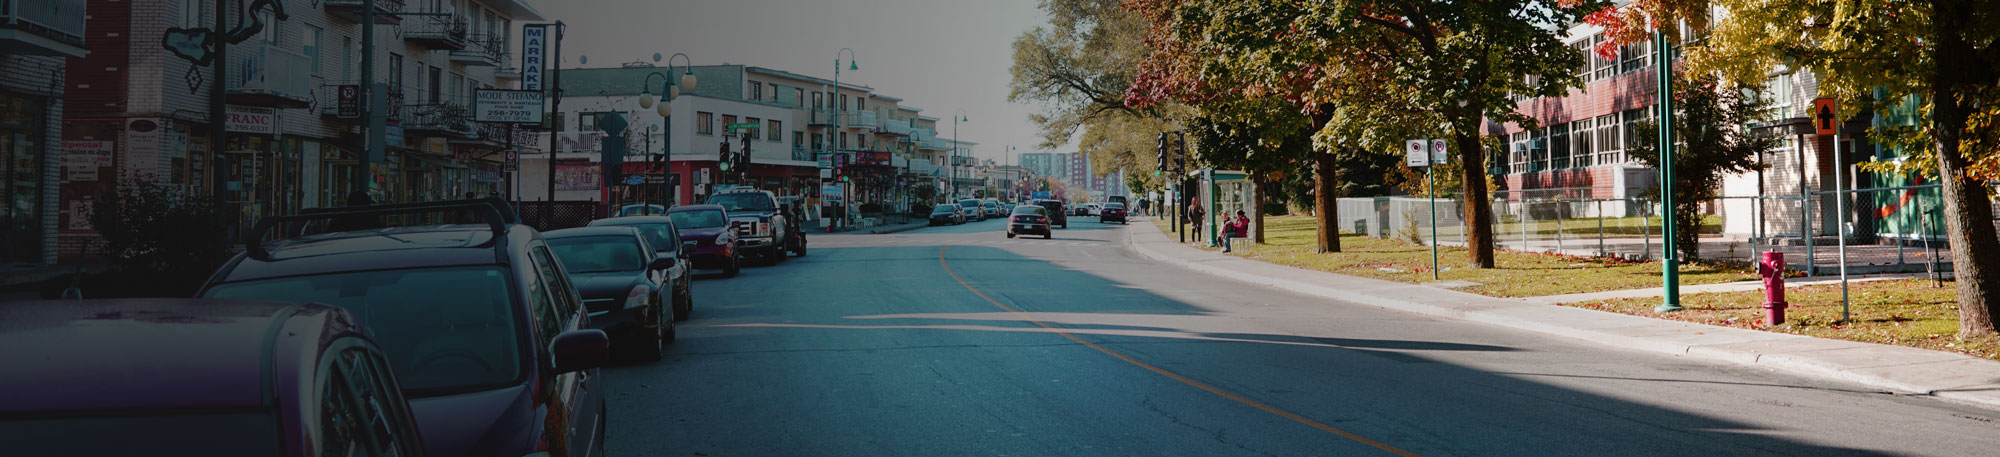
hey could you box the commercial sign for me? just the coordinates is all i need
[385,125,405,148]
[127,119,163,176]
[474,89,545,123]
[61,140,112,182]
[521,25,548,92]
[337,84,360,118]
[225,105,276,134]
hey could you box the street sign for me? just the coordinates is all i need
[337,85,360,118]
[1405,140,1430,167]
[1813,98,1838,136]
[521,25,548,92]
[1430,139,1448,163]
[474,89,546,123]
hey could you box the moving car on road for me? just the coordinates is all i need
[545,226,685,359]
[198,198,611,457]
[958,199,986,222]
[0,299,429,457]
[1033,199,1068,228]
[981,199,1005,218]
[709,188,796,265]
[1099,202,1128,224]
[658,205,742,277]
[929,204,966,225]
[1006,205,1054,239]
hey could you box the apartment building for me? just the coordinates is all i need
[1,0,86,264]
[59,0,543,260]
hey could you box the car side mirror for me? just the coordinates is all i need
[551,329,610,374]
[649,257,676,270]
[679,249,692,260]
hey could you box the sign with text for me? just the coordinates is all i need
[521,25,548,92]
[126,119,163,177]
[62,140,112,182]
[1405,139,1430,167]
[337,84,360,118]
[225,105,276,134]
[474,89,545,123]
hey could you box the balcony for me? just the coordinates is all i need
[845,110,877,129]
[919,136,951,151]
[791,147,815,162]
[322,0,404,25]
[494,53,522,80]
[403,97,476,138]
[403,15,468,51]
[227,44,312,108]
[0,0,87,58]
[808,106,835,127]
[451,34,503,67]
[877,118,918,137]
[449,122,510,148]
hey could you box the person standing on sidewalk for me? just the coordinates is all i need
[1188,201,1206,235]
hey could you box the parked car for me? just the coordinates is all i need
[1033,199,1068,228]
[929,204,966,225]
[617,203,667,216]
[958,199,985,221]
[981,199,1004,217]
[1006,205,1054,239]
[1100,202,1128,224]
[545,226,685,359]
[0,299,430,457]
[657,204,742,277]
[708,188,798,265]
[586,215,698,316]
[198,198,611,457]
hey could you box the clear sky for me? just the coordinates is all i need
[535,0,1059,165]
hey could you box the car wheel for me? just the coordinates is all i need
[1044,233,1054,239]
[794,239,807,257]
[632,299,666,361]
[662,302,678,345]
[724,252,741,277]
[1006,232,1016,238]
[764,247,782,266]
[674,286,692,321]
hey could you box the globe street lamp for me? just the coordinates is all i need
[951,109,967,199]
[828,48,858,230]
[637,53,694,209]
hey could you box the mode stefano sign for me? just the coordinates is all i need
[521,25,548,92]
[475,89,545,123]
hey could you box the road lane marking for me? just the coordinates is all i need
[936,246,1424,457]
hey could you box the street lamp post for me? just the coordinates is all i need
[1654,29,1683,312]
[637,53,695,211]
[826,48,858,230]
[951,110,967,200]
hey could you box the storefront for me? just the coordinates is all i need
[1,91,46,263]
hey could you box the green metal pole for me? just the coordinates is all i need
[1656,29,1684,312]
[1429,164,1439,280]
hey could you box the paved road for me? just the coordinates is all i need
[604,217,2000,456]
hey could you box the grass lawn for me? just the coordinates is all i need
[1164,215,1757,297]
[1566,279,1999,362]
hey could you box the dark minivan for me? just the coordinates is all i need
[1033,199,1068,228]
[198,198,611,457]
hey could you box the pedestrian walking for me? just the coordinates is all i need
[1188,201,1206,235]
[1220,210,1249,252]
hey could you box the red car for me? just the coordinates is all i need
[0,299,428,456]
[1099,202,1128,224]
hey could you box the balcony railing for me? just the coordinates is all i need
[322,0,404,24]
[403,15,468,51]
[404,97,475,137]
[494,52,522,80]
[845,110,877,129]
[0,0,86,56]
[451,33,504,67]
[227,44,312,108]
[792,147,815,162]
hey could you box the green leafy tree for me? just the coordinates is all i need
[89,181,231,297]
[1626,73,1776,262]
[1010,0,1183,191]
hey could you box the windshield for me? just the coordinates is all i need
[619,204,665,216]
[593,221,677,253]
[204,267,523,394]
[548,236,647,274]
[1,412,279,456]
[669,210,728,229]
[959,200,980,208]
[709,193,775,212]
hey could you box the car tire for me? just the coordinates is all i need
[1044,234,1053,239]
[674,287,692,321]
[795,240,807,257]
[764,247,782,266]
[1006,232,1016,238]
[724,252,741,277]
[632,299,667,361]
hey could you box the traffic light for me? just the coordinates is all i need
[1156,132,1169,171]
[718,141,732,172]
[737,132,753,172]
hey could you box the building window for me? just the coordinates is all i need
[839,133,848,149]
[1571,39,1591,82]
[721,115,737,136]
[793,131,804,148]
[341,37,353,80]
[794,88,804,108]
[750,81,763,101]
[1508,131,1529,175]
[1761,73,1796,120]
[840,94,849,112]
[579,112,598,132]
[1620,37,1651,73]
[1546,122,1569,171]
[388,54,404,93]
[549,112,565,132]
[812,91,823,110]
[811,133,823,150]
[697,112,714,135]
[1623,108,1652,152]
[769,120,783,141]
[427,66,442,103]
[745,118,761,140]
[257,8,279,44]
[182,0,203,28]
[1591,35,1615,81]
[1594,114,1623,165]
[1570,117,1594,169]
[304,26,322,76]
[856,98,866,112]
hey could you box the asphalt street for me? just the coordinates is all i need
[603,216,2000,456]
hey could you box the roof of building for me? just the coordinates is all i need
[485,0,546,21]
[559,65,743,99]
[745,66,873,92]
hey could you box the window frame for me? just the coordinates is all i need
[696,112,714,135]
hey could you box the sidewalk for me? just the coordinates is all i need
[1124,217,2000,410]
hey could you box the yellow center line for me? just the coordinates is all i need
[937,246,1423,457]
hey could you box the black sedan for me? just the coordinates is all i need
[1100,202,1128,224]
[545,226,682,360]
[587,215,699,317]
[1006,205,1054,239]
[929,205,966,225]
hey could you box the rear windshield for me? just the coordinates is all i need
[931,206,958,214]
[548,236,647,274]
[592,221,675,252]
[0,412,279,456]
[669,210,728,229]
[709,193,774,212]
[959,199,980,208]
[204,267,523,395]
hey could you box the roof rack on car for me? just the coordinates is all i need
[247,197,519,262]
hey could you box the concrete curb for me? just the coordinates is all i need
[871,223,930,234]
[1122,219,2000,411]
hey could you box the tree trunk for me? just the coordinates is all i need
[1455,131,1496,268]
[1314,150,1341,253]
[1251,174,1266,244]
[1930,16,2000,336]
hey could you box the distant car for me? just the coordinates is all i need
[958,199,985,221]
[0,299,429,457]
[618,203,667,216]
[929,204,966,225]
[708,188,795,265]
[587,215,699,316]
[198,197,611,457]
[1100,202,1128,224]
[1108,195,1128,207]
[661,204,742,277]
[1006,205,1054,239]
[981,199,1004,217]
[1033,199,1068,228]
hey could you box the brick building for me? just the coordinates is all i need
[1,0,86,265]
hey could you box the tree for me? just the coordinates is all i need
[1599,0,2000,338]
[1627,73,1775,262]
[90,180,231,296]
[1010,0,1183,191]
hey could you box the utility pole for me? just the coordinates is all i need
[1655,28,1683,312]
[543,22,564,203]
[210,0,230,204]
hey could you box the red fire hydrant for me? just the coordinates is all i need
[1758,251,1788,325]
